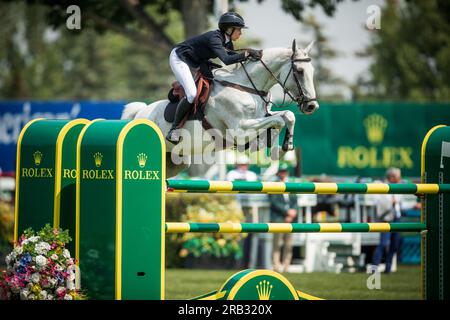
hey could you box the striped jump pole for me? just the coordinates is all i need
[166,222,427,233]
[166,180,450,194]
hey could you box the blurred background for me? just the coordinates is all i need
[1,0,450,299]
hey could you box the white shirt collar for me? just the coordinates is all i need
[225,34,231,43]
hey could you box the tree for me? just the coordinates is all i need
[354,0,450,101]
[7,0,351,53]
[0,0,353,99]
[0,2,179,99]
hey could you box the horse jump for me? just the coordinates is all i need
[15,120,450,300]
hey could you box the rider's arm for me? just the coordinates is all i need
[210,34,247,65]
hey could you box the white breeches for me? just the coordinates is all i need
[169,48,197,103]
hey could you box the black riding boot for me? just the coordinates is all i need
[166,98,194,144]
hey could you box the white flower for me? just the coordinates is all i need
[68,272,76,281]
[51,254,59,260]
[40,290,48,299]
[31,273,40,283]
[63,249,71,259]
[47,294,54,300]
[66,279,75,290]
[55,264,63,272]
[28,294,35,300]
[20,289,29,300]
[29,236,40,243]
[5,254,11,266]
[35,241,51,255]
[23,236,40,245]
[14,246,23,255]
[48,278,57,287]
[9,251,17,261]
[35,255,47,267]
[64,294,73,300]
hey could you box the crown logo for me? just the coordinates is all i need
[363,114,387,145]
[137,153,147,168]
[33,151,43,166]
[93,152,103,167]
[256,280,273,300]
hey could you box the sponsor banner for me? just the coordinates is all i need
[282,102,450,177]
[0,101,125,172]
[2,101,450,177]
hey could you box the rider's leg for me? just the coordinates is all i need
[167,49,197,144]
[167,98,193,142]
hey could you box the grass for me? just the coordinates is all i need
[165,265,421,300]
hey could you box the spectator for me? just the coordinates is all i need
[371,167,421,273]
[269,163,297,273]
[226,155,257,182]
[226,154,257,268]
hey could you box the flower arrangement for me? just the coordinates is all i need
[0,224,84,300]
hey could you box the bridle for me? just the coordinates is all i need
[238,51,318,111]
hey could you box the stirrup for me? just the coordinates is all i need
[166,128,182,144]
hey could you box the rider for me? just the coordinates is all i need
[166,11,263,144]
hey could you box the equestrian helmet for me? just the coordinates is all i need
[218,12,248,31]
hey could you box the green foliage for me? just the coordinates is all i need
[22,224,72,248]
[356,0,450,101]
[0,201,14,259]
[166,193,245,267]
[0,2,177,100]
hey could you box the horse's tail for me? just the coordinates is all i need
[121,102,147,120]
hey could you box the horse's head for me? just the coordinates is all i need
[282,39,319,115]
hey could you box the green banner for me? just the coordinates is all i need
[275,102,450,177]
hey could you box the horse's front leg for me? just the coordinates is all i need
[229,114,285,152]
[268,110,296,151]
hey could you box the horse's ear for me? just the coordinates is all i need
[304,40,315,55]
[292,39,297,54]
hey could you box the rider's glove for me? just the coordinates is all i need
[246,49,263,60]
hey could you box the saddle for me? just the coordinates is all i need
[163,70,273,151]
[163,72,213,125]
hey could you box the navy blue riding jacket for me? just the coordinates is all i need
[175,29,247,69]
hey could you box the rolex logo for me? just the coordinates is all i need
[33,151,43,166]
[137,153,148,168]
[363,114,387,145]
[256,280,273,300]
[94,152,103,167]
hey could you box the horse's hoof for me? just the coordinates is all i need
[282,143,294,152]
